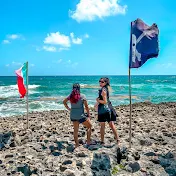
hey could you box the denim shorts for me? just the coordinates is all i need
[71,117,87,124]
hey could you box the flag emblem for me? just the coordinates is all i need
[129,19,159,68]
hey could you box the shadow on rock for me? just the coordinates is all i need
[91,152,111,176]
[17,164,37,176]
[149,151,176,176]
[84,140,115,152]
[0,132,14,150]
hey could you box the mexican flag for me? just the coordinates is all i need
[15,62,28,98]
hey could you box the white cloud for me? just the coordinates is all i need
[70,32,82,44]
[69,0,127,22]
[2,34,24,44]
[156,63,176,69]
[58,47,69,52]
[166,63,173,68]
[6,61,22,67]
[41,32,88,52]
[84,34,89,38]
[8,34,19,39]
[65,60,78,68]
[12,61,22,66]
[3,40,10,44]
[36,45,70,52]
[164,63,176,68]
[43,46,57,52]
[7,34,23,40]
[44,32,70,47]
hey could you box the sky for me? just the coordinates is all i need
[0,0,176,76]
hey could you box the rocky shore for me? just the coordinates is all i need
[0,102,176,176]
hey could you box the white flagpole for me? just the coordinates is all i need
[26,62,29,129]
[128,68,132,148]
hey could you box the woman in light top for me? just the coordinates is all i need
[63,83,92,148]
[96,77,120,145]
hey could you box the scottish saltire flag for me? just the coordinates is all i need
[129,19,159,68]
[15,63,27,98]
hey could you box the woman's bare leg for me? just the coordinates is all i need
[82,118,92,145]
[109,121,120,145]
[73,121,79,148]
[100,122,105,143]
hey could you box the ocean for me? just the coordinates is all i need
[0,75,176,117]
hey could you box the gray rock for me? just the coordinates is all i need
[52,151,62,156]
[91,153,111,171]
[165,151,174,159]
[165,160,176,176]
[151,156,160,164]
[148,167,168,176]
[126,162,140,173]
[63,169,76,176]
[139,138,152,146]
[87,145,99,151]
[76,152,87,157]
[63,160,72,165]
[5,154,14,158]
[159,156,172,168]
[133,152,140,161]
[144,152,156,156]
[60,165,67,172]
[77,161,83,168]
[55,141,66,151]
[0,103,176,176]
[0,132,13,150]
[66,144,74,153]
[17,164,32,176]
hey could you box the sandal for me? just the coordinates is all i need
[85,141,97,148]
[86,140,97,146]
[74,146,87,152]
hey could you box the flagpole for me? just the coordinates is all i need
[26,61,29,129]
[128,68,132,148]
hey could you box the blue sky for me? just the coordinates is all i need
[0,0,175,76]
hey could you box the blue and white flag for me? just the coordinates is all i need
[129,19,159,68]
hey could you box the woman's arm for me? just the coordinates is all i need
[83,100,90,118]
[96,89,107,104]
[63,98,71,111]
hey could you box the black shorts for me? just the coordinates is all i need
[98,111,116,123]
[71,117,87,124]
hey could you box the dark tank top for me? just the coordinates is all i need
[98,87,110,114]
[98,87,117,117]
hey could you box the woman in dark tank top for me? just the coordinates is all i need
[96,77,120,145]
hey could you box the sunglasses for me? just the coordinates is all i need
[99,80,105,83]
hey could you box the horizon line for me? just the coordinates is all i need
[0,74,175,77]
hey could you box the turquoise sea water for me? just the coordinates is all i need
[0,75,176,117]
